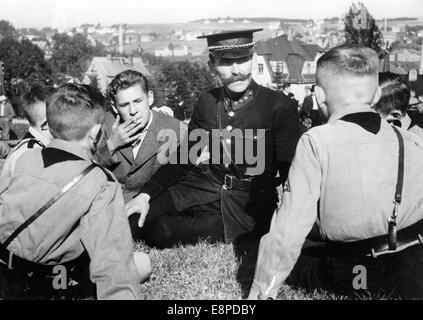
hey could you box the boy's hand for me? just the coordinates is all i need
[107,115,144,153]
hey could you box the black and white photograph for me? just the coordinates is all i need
[1,0,423,306]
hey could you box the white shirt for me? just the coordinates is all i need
[1,127,50,177]
[0,103,5,117]
[311,94,319,110]
[132,111,153,159]
[250,104,423,298]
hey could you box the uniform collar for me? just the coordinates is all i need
[223,80,257,111]
[328,104,377,122]
[329,105,381,135]
[42,139,93,168]
[28,127,50,147]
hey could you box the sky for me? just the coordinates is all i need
[0,0,422,28]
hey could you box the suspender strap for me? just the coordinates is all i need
[217,96,243,179]
[389,126,405,250]
[392,126,404,204]
[2,163,97,249]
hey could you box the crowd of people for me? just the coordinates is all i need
[1,28,423,300]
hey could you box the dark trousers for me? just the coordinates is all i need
[0,255,95,300]
[129,190,225,248]
[286,243,423,299]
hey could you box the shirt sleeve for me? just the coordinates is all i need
[80,178,140,300]
[249,133,322,299]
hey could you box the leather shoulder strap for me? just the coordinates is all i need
[392,126,404,205]
[388,125,405,250]
[2,163,97,249]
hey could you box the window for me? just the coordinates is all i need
[258,63,264,74]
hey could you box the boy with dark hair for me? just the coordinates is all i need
[96,69,186,202]
[0,83,150,300]
[373,72,423,139]
[1,84,55,177]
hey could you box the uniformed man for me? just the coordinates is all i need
[248,45,423,299]
[126,29,302,248]
[1,84,55,177]
[0,83,151,299]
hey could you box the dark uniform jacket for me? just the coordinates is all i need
[141,80,302,241]
[95,110,187,202]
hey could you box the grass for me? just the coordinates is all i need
[135,240,343,300]
[0,159,383,300]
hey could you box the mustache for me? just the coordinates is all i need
[222,74,250,84]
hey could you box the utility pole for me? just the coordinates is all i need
[0,61,4,96]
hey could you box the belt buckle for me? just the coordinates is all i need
[224,175,233,190]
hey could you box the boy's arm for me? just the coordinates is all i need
[80,177,141,300]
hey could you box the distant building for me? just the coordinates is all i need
[30,40,53,59]
[82,56,150,94]
[382,31,399,45]
[155,47,173,57]
[173,45,189,56]
[268,22,280,31]
[391,48,421,63]
[253,34,325,101]
[140,34,151,42]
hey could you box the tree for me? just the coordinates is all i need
[154,60,215,120]
[50,33,106,81]
[0,20,19,40]
[344,2,384,54]
[0,37,52,93]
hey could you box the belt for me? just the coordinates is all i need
[325,217,423,258]
[0,244,88,275]
[223,174,252,191]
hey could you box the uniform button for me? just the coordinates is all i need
[234,101,238,106]
[226,125,233,131]
[228,111,235,117]
[224,164,229,169]
[249,91,253,96]
[225,139,231,145]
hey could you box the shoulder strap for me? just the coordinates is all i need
[2,163,97,249]
[388,125,405,250]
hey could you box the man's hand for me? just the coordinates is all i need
[107,115,144,154]
[125,193,151,228]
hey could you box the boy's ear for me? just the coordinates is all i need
[148,90,154,107]
[314,85,326,107]
[371,86,382,107]
[89,123,102,146]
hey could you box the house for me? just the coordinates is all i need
[82,56,150,94]
[173,45,189,56]
[391,48,421,63]
[155,47,173,57]
[253,34,325,101]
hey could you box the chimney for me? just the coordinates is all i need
[118,24,123,55]
[419,40,423,75]
[129,55,133,66]
[384,18,388,33]
[288,28,293,41]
